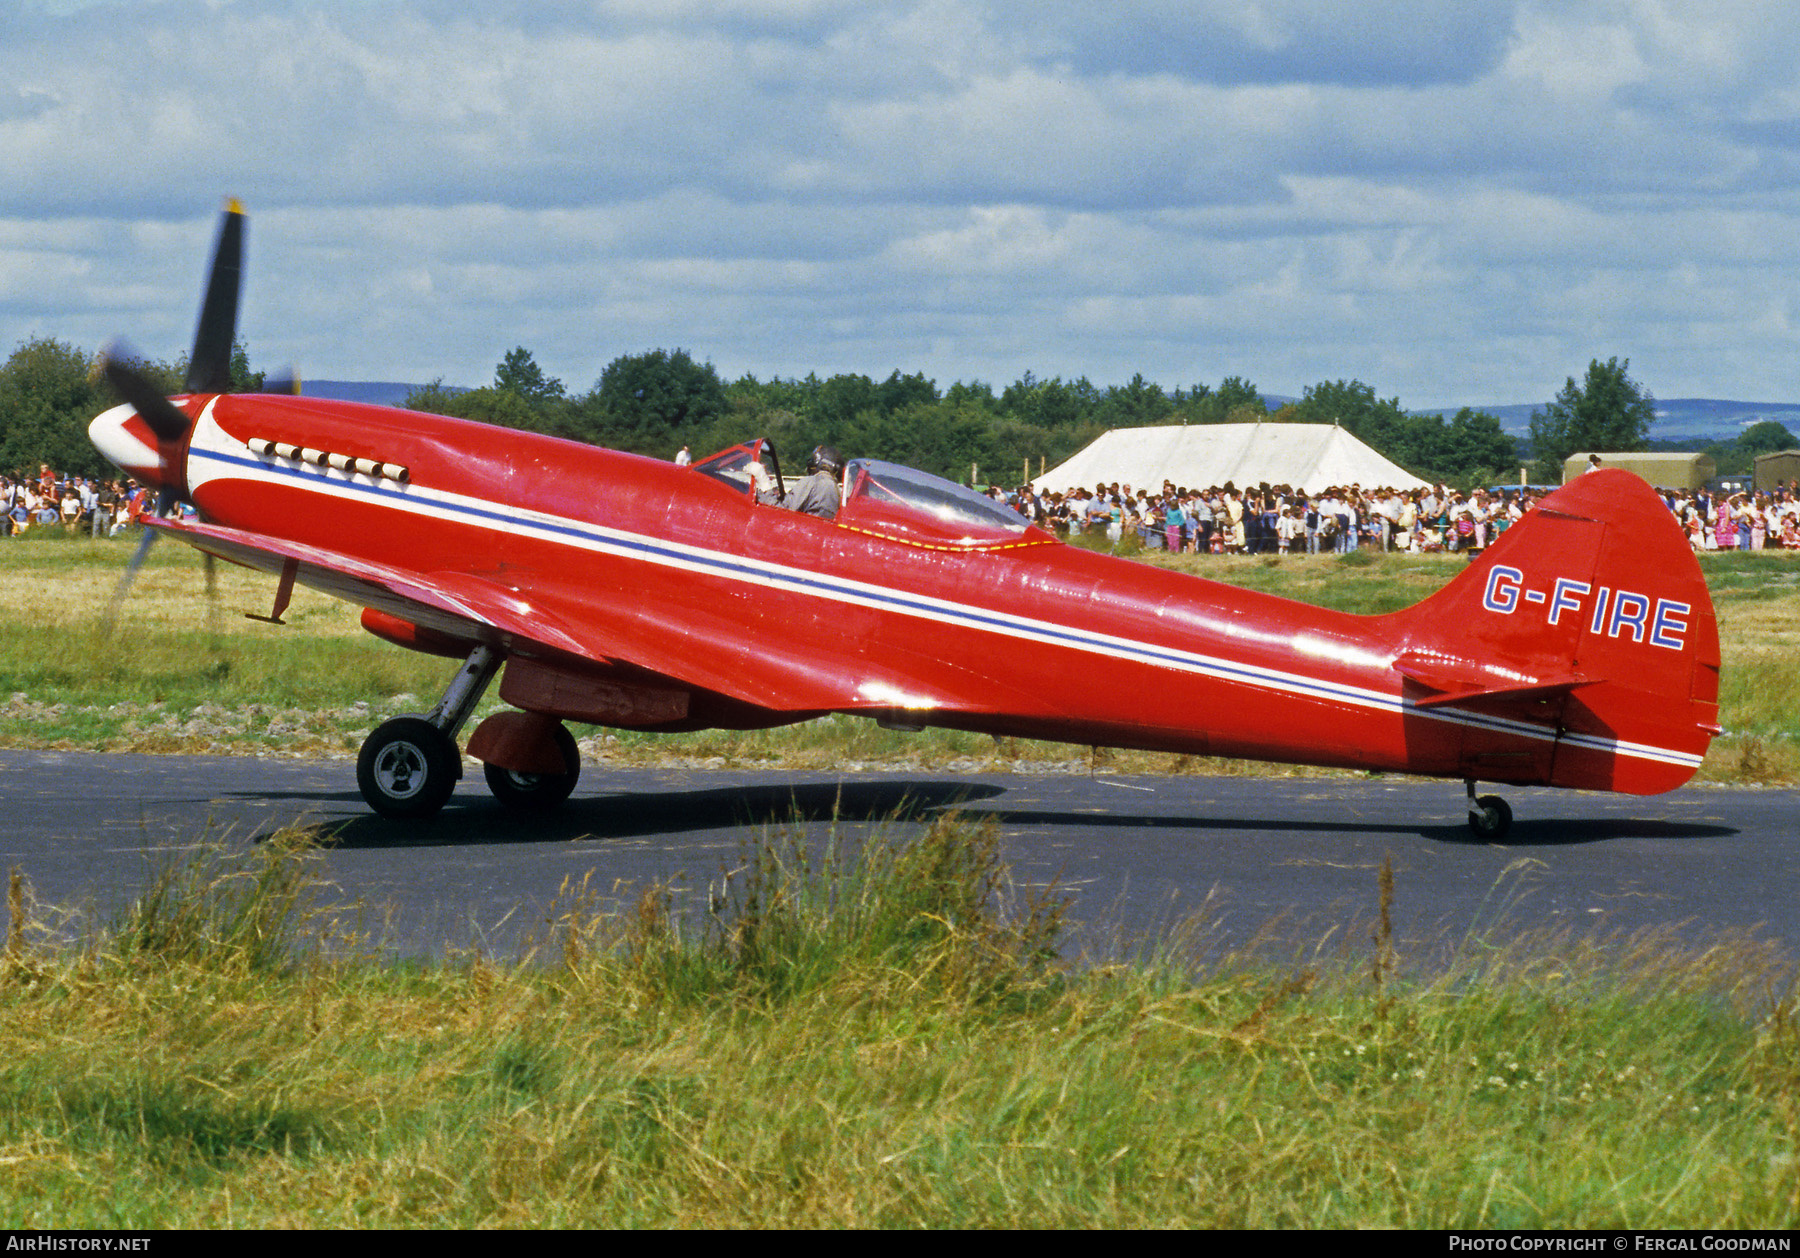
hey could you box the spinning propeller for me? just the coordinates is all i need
[93,199,297,625]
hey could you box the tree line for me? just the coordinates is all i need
[6,333,1774,491]
[406,346,1529,487]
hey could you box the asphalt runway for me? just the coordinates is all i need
[4,749,1794,962]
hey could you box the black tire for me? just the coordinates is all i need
[1468,794,1513,840]
[483,723,580,811]
[357,717,460,819]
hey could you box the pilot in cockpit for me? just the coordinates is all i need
[783,444,843,519]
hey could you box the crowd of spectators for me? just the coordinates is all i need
[1687,486,1800,552]
[995,477,1800,556]
[10,456,1800,556]
[1,464,153,539]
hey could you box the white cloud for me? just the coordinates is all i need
[1000,0,1521,86]
[6,0,1800,408]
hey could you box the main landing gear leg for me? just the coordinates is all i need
[356,644,502,819]
[1466,779,1512,840]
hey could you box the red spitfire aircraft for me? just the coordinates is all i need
[91,203,1721,836]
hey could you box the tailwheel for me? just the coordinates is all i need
[1466,781,1512,840]
[357,717,461,820]
[483,722,580,811]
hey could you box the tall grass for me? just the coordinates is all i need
[2,815,1800,1226]
[110,828,329,973]
[545,812,1067,1008]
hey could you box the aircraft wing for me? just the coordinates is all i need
[152,519,602,661]
[149,518,1004,717]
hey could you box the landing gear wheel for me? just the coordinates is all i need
[358,717,460,819]
[483,723,580,811]
[1468,794,1512,840]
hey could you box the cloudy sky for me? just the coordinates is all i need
[4,0,1799,408]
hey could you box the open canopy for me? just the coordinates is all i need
[1033,422,1430,496]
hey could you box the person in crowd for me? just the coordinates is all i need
[1188,492,1212,553]
[1734,494,1755,551]
[1222,487,1245,553]
[1276,504,1304,553]
[1162,494,1185,553]
[59,482,82,533]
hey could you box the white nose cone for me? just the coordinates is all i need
[89,402,162,480]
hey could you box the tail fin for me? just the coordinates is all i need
[1392,470,1719,794]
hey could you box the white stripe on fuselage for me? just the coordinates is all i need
[184,417,1703,771]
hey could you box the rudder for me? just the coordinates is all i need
[1392,470,1719,794]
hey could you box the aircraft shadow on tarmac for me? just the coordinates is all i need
[234,776,1736,850]
[289,779,1010,849]
[954,807,1737,847]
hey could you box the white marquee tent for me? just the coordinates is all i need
[1032,422,1430,496]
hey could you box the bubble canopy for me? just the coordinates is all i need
[843,458,1031,544]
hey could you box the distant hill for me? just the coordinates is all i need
[1416,399,1800,444]
[1638,399,1800,443]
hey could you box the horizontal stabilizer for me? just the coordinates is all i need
[1392,651,1597,709]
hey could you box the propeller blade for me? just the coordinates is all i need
[261,366,301,396]
[185,198,245,394]
[204,551,222,638]
[100,345,191,443]
[102,524,160,634]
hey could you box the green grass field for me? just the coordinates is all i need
[1,529,1794,782]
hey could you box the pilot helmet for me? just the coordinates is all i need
[809,444,843,475]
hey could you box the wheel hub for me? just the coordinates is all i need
[373,741,427,798]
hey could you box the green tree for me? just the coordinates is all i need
[1293,379,1399,430]
[1293,378,1421,467]
[1528,357,1656,479]
[228,341,265,392]
[1096,373,1174,428]
[843,398,1002,483]
[1412,408,1522,487]
[1698,419,1798,476]
[1739,419,1797,456]
[405,382,542,432]
[401,378,464,414]
[877,370,937,413]
[1183,376,1266,424]
[494,346,565,407]
[406,376,608,446]
[1000,373,1101,430]
[813,373,878,435]
[591,348,728,453]
[0,337,112,478]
